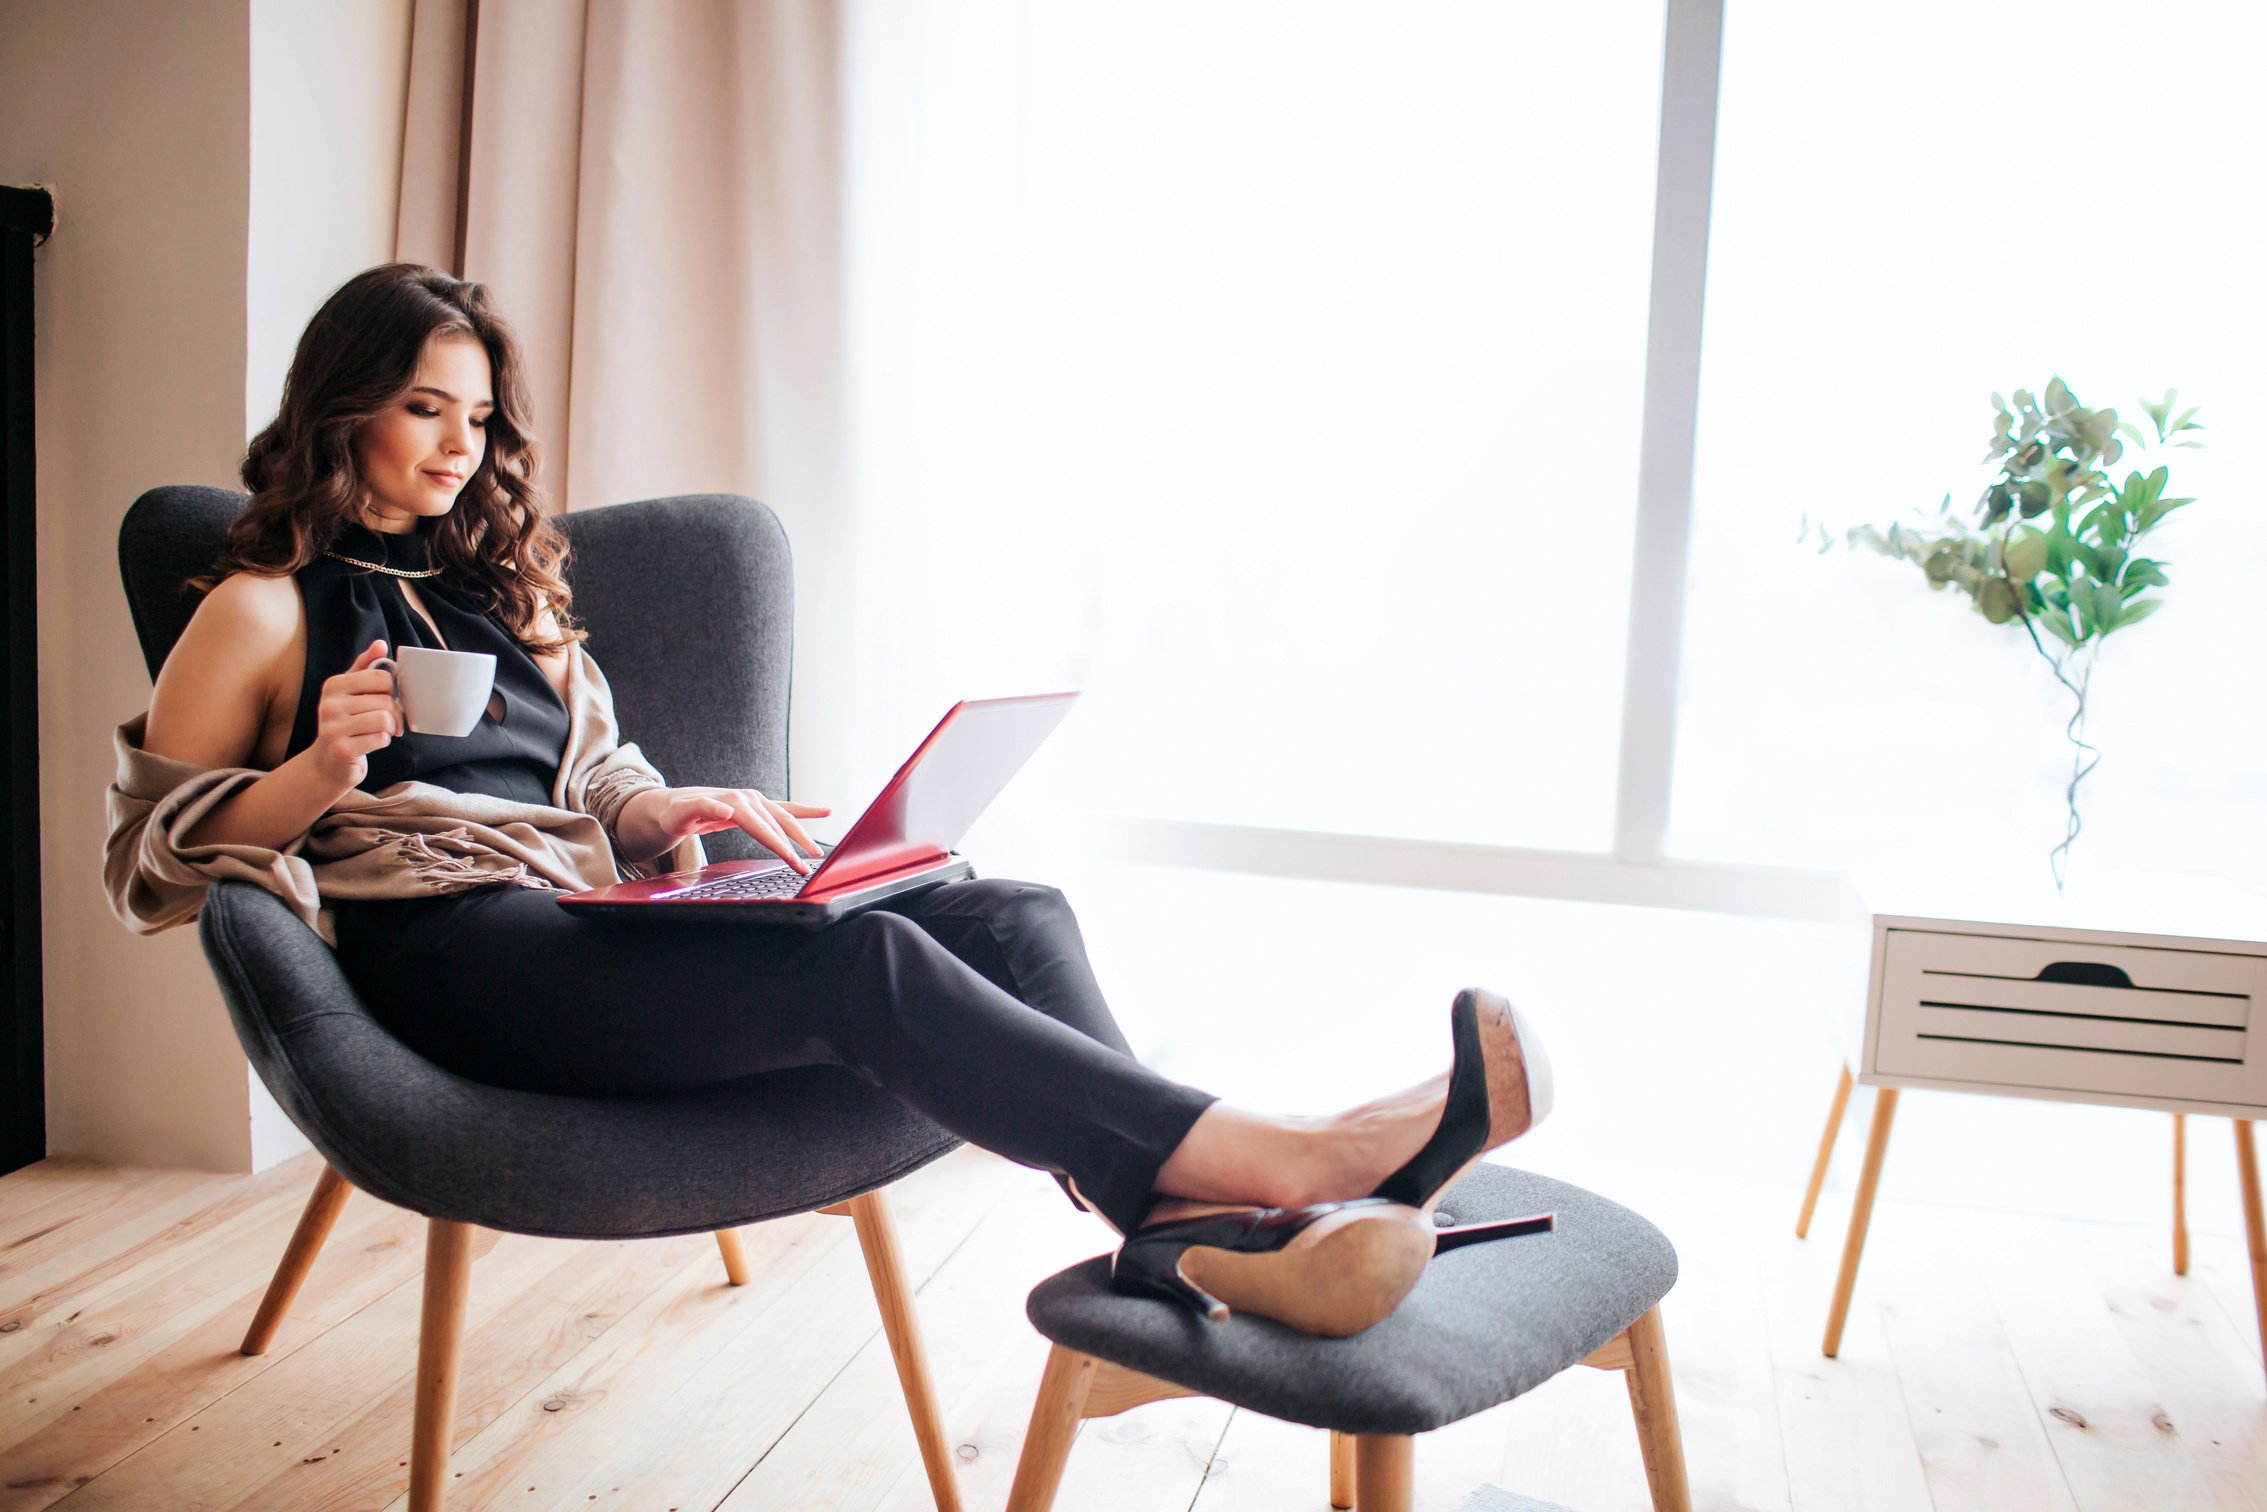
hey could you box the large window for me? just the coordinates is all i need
[1670,0,2267,882]
[847,1,1665,852]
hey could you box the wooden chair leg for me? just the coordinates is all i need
[240,1163,353,1356]
[1795,1064,1854,1239]
[847,1190,965,1512]
[2236,1119,2267,1384]
[715,1227,751,1286]
[1622,1307,1694,1512]
[2173,1113,2190,1277]
[1329,1429,1356,1509]
[1822,1086,1898,1357]
[1005,1344,1099,1512]
[409,1219,476,1512]
[1353,1435,1413,1512]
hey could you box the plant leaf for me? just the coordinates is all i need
[2116,596,2165,629]
[2004,531,2049,580]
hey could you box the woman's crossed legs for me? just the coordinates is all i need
[333,876,1451,1235]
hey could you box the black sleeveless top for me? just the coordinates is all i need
[285,522,571,806]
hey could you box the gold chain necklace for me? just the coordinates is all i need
[324,549,443,579]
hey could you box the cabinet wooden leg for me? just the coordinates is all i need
[1796,1065,1854,1239]
[1006,1345,1097,1512]
[2236,1120,2267,1385]
[2172,1113,2190,1277]
[1353,1435,1412,1512]
[1823,1087,1898,1357]
[1329,1429,1355,1509]
[240,1163,352,1356]
[1623,1307,1693,1512]
[409,1219,475,1512]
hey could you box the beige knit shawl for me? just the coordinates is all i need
[103,645,705,944]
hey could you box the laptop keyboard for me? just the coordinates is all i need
[665,866,812,902]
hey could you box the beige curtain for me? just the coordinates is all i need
[396,0,859,794]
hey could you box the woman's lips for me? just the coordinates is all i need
[424,470,466,487]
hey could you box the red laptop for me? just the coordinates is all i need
[557,692,1079,927]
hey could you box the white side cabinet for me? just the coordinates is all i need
[1862,915,2267,1117]
[1825,911,2267,1380]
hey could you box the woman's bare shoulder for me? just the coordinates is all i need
[185,569,302,647]
[145,570,306,767]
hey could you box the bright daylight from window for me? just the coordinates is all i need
[848,0,1664,854]
[1671,0,2267,887]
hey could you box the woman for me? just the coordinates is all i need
[107,263,1552,1338]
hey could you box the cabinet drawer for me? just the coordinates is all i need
[1870,928,2258,1105]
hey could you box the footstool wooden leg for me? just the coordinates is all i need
[1795,1064,1853,1239]
[1007,1345,1201,1511]
[1823,1086,1898,1357]
[1329,1429,1356,1509]
[2172,1113,2190,1276]
[409,1219,475,1512]
[1354,1435,1412,1512]
[1623,1307,1693,1512]
[2237,1119,2267,1385]
[241,1163,353,1356]
[1007,1345,1098,1512]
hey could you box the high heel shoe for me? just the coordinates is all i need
[1372,987,1554,1213]
[1432,1211,1556,1253]
[1110,1197,1437,1338]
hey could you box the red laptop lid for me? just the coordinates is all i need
[800,692,1079,897]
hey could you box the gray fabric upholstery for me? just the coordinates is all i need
[1454,1488,1580,1512]
[200,879,959,1237]
[556,494,796,855]
[1025,1163,1677,1437]
[117,484,250,681]
[120,485,960,1237]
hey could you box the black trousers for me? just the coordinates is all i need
[332,876,1219,1235]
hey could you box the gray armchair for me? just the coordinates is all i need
[116,486,967,1512]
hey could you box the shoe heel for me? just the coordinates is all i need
[1178,1202,1435,1338]
[1113,1243,1230,1321]
[1432,1210,1555,1255]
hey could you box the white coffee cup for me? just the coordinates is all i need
[375,645,497,738]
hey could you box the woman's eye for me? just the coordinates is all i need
[471,416,488,428]
[409,404,439,417]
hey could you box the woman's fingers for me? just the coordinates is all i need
[337,709,398,738]
[327,726,392,760]
[323,693,401,733]
[326,667,399,698]
[775,801,831,817]
[349,639,391,670]
[759,797,822,857]
[724,795,809,872]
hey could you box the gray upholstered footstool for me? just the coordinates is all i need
[1004,1164,1691,1512]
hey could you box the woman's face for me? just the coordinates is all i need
[354,332,494,533]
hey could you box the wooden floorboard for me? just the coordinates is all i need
[3,1147,2264,1511]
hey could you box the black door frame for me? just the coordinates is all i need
[2,184,53,1178]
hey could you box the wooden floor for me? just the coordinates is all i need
[2,1140,2262,1512]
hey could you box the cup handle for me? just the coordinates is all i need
[371,655,407,734]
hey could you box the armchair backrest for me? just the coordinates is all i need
[115,488,795,853]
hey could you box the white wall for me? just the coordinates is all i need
[1,0,411,1173]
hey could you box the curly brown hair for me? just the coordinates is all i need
[208,262,582,652]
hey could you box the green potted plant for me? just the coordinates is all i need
[1808,379,2205,887]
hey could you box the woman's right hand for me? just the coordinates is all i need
[311,639,402,788]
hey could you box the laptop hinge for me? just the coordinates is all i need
[803,845,954,897]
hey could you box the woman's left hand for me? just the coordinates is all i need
[616,786,831,871]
